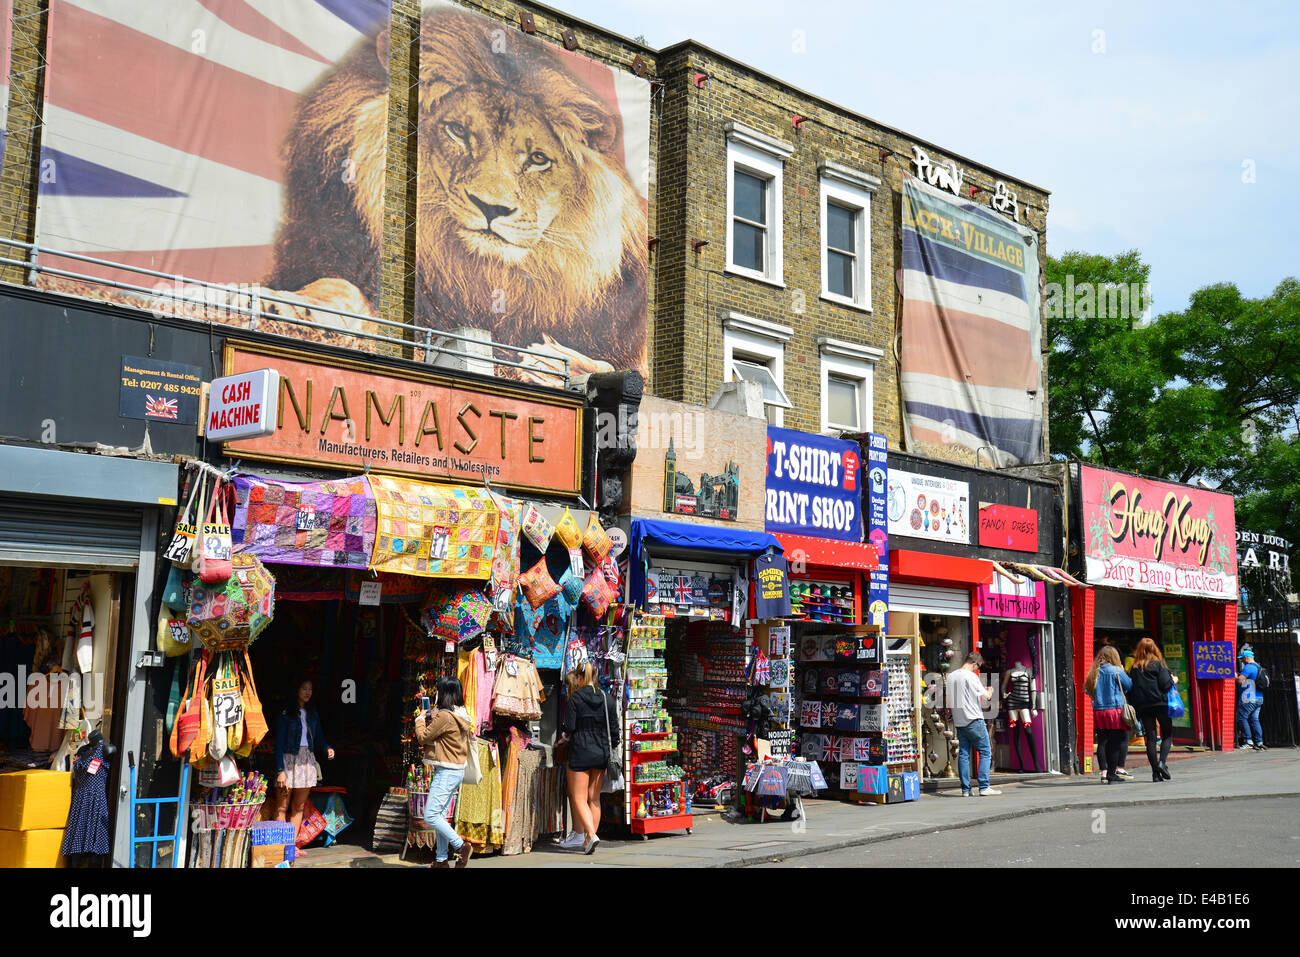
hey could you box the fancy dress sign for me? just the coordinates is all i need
[1079,466,1237,600]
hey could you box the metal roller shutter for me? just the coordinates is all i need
[0,494,145,569]
[889,582,970,616]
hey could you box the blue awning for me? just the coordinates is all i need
[629,518,783,609]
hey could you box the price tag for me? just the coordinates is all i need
[359,581,383,606]
[200,524,232,561]
[212,676,243,728]
[296,505,316,530]
[429,527,450,561]
[164,523,196,562]
[444,640,455,653]
[86,758,102,776]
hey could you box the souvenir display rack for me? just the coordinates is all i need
[883,634,923,774]
[624,613,692,836]
[668,619,745,790]
[793,623,888,796]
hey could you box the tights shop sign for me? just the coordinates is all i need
[764,426,862,542]
[1079,466,1237,601]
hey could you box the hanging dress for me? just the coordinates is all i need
[62,740,112,857]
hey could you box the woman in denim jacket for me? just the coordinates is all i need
[1084,646,1132,784]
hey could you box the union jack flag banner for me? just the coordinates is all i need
[144,395,179,420]
[36,1,391,316]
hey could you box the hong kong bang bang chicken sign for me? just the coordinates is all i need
[1079,466,1237,600]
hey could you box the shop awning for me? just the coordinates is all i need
[629,518,783,608]
[891,549,995,586]
[773,532,879,571]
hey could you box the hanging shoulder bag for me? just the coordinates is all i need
[1119,672,1138,730]
[602,688,623,780]
[164,474,204,567]
[235,647,269,757]
[197,481,233,584]
[169,651,208,759]
[462,720,483,786]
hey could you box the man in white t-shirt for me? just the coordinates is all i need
[945,652,1000,797]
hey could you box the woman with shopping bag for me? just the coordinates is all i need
[1128,637,1177,782]
[414,676,474,868]
[273,678,334,853]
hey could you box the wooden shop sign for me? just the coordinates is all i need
[221,341,582,497]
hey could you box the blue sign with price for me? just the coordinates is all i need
[1192,641,1235,679]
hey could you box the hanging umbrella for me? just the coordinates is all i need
[747,764,791,798]
[187,554,276,652]
[420,584,491,643]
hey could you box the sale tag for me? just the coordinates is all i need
[296,505,316,530]
[201,523,232,561]
[86,758,102,776]
[164,522,196,562]
[444,641,455,653]
[212,675,243,728]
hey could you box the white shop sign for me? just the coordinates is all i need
[207,368,279,442]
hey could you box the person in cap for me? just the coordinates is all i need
[1235,647,1266,751]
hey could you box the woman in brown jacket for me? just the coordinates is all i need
[415,676,474,868]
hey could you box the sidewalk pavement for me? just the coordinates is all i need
[304,748,1299,870]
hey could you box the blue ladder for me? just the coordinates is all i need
[127,752,191,868]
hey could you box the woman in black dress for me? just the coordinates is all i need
[560,662,619,855]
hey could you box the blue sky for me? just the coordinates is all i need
[558,0,1299,314]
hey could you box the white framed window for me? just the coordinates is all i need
[818,337,883,435]
[818,161,880,311]
[725,123,791,286]
[724,314,792,426]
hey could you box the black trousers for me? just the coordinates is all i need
[1138,706,1172,769]
[1099,728,1128,780]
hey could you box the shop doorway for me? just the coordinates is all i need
[245,598,412,852]
[978,619,1058,774]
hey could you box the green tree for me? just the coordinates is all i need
[1047,262,1300,552]
[1044,249,1158,464]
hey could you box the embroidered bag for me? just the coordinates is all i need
[518,504,554,553]
[518,558,561,609]
[581,514,614,563]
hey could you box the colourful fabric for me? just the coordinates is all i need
[488,492,522,600]
[454,739,504,851]
[522,569,582,668]
[345,571,429,604]
[233,474,376,569]
[369,477,499,579]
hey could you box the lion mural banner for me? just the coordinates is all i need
[415,1,650,379]
[34,0,392,346]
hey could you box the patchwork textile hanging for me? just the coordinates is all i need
[232,474,376,570]
[368,477,499,579]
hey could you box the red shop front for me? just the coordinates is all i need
[1070,466,1240,759]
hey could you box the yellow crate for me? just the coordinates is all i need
[0,770,73,830]
[0,827,66,867]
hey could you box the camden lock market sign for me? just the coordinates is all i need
[221,341,582,497]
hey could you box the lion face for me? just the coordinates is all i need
[412,7,648,371]
[422,87,577,265]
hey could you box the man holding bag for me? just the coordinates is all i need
[414,676,474,868]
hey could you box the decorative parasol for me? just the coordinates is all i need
[187,553,276,652]
[420,583,492,643]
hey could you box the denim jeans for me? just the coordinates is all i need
[956,720,991,793]
[1237,699,1264,746]
[423,766,465,861]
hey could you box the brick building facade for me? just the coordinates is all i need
[0,0,1050,454]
